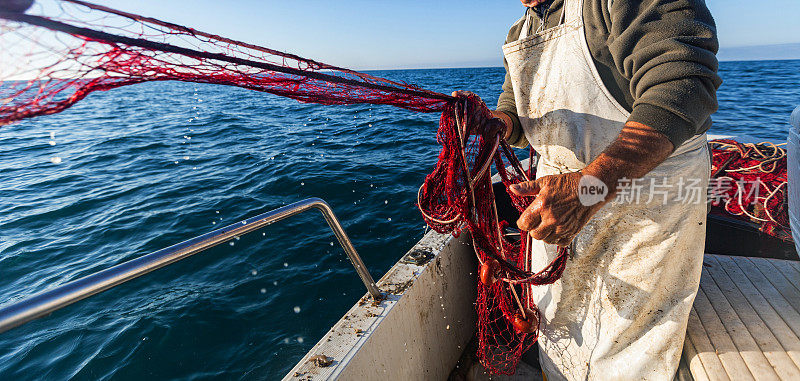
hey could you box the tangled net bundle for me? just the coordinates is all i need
[0,0,571,374]
[709,139,791,241]
[419,94,571,374]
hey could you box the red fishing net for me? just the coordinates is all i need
[710,139,792,241]
[0,0,569,374]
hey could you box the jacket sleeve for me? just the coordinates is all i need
[607,0,722,148]
[497,15,529,148]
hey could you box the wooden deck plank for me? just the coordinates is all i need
[725,257,800,339]
[692,287,756,380]
[713,256,800,370]
[699,266,780,380]
[683,331,712,381]
[787,260,800,274]
[751,257,800,311]
[766,258,800,282]
[686,306,732,381]
[703,256,800,379]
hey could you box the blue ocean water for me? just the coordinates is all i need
[1,60,798,379]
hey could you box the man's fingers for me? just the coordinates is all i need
[451,90,475,98]
[555,237,573,247]
[509,180,541,197]
[517,197,543,231]
[531,223,554,242]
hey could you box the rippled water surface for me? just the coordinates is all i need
[1,61,799,379]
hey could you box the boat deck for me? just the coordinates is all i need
[683,254,800,380]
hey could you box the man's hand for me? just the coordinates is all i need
[450,91,513,140]
[510,172,606,247]
[510,121,675,246]
[490,110,514,140]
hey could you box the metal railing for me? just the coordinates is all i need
[0,198,381,334]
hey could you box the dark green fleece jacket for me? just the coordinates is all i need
[498,0,722,149]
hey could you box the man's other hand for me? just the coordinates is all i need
[509,172,607,247]
[450,91,513,140]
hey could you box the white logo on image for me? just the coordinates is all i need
[578,175,608,206]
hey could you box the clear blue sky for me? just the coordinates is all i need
[93,0,800,69]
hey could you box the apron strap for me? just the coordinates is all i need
[565,0,583,24]
[519,9,533,40]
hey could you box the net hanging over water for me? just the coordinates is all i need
[0,0,570,374]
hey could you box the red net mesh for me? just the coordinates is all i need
[709,139,791,241]
[0,1,571,374]
[0,0,450,125]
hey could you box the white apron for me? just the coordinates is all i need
[501,1,711,379]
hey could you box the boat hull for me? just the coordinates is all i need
[284,231,479,380]
[789,106,800,255]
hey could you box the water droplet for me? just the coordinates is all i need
[330,242,334,246]
[216,211,220,214]
[387,218,392,222]
[260,288,267,294]
[300,182,305,186]
[142,336,148,341]
[174,161,179,164]
[183,156,189,160]
[368,124,373,127]
[283,262,288,267]
[446,325,450,330]
[262,232,266,236]
[212,221,216,225]
[229,241,235,246]
[384,200,388,204]
[282,338,289,344]
[273,280,279,286]
[251,269,257,276]
[297,337,304,343]
[48,140,56,146]
[50,157,62,164]
[293,306,301,313]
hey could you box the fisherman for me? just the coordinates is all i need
[459,0,721,379]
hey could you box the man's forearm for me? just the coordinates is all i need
[581,121,675,201]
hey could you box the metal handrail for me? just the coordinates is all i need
[0,198,381,334]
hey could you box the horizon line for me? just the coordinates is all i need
[357,56,800,72]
